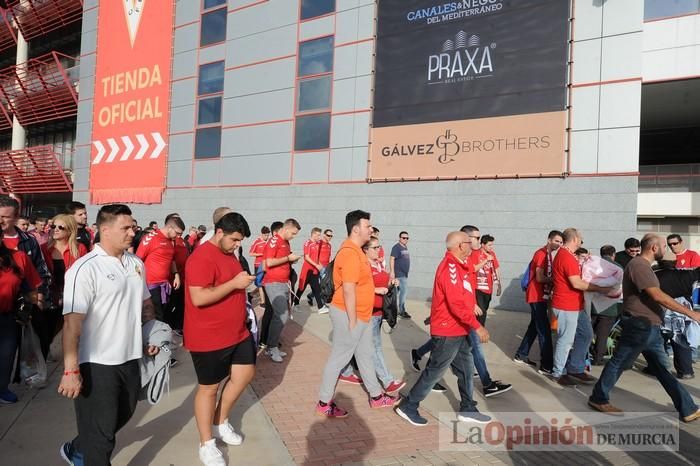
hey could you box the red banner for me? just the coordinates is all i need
[89,0,173,204]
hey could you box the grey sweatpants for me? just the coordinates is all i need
[264,282,290,349]
[318,305,383,402]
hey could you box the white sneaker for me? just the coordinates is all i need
[212,419,243,446]
[269,347,284,363]
[265,348,287,358]
[318,305,329,315]
[199,439,226,466]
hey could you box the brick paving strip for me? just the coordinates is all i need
[250,312,700,466]
[250,317,454,466]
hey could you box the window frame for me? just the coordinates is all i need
[195,60,225,160]
[199,3,228,48]
[293,35,335,153]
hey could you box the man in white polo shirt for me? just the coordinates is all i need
[57,204,159,466]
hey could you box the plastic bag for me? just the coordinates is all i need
[19,323,47,388]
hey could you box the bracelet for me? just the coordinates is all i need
[63,369,80,376]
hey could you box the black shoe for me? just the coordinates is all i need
[513,355,537,368]
[170,358,179,367]
[307,296,313,306]
[399,312,412,319]
[410,349,421,372]
[677,373,695,380]
[537,367,553,378]
[484,381,512,398]
[431,382,447,393]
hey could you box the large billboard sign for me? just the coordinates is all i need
[369,0,570,180]
[89,0,173,204]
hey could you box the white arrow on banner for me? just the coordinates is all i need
[120,135,135,161]
[106,138,120,163]
[92,140,106,165]
[150,132,166,159]
[91,133,168,165]
[135,134,149,160]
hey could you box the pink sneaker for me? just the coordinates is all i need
[338,374,363,385]
[369,393,399,409]
[316,401,349,418]
[384,380,406,393]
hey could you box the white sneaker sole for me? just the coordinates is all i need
[214,434,243,446]
[457,414,492,424]
[59,445,73,465]
[484,385,512,398]
[395,407,428,427]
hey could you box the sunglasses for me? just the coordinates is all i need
[668,242,680,246]
[400,236,409,240]
[325,234,333,238]
[50,225,68,231]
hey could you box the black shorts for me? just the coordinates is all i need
[190,335,256,385]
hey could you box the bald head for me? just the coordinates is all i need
[641,233,662,252]
[212,207,232,224]
[446,231,468,250]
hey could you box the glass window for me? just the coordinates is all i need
[298,36,334,77]
[198,96,223,125]
[198,61,225,95]
[297,76,332,112]
[644,0,700,20]
[195,127,222,159]
[300,0,335,20]
[200,8,227,46]
[204,0,226,9]
[294,113,331,151]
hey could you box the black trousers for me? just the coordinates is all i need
[31,306,60,360]
[72,360,140,466]
[295,269,324,309]
[168,286,185,331]
[259,288,273,346]
[149,287,166,322]
[591,314,616,363]
[475,290,492,327]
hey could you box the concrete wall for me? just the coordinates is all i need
[643,13,700,82]
[73,1,640,311]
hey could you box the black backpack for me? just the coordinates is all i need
[318,260,337,304]
[382,284,399,328]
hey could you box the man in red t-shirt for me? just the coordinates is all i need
[249,225,271,307]
[262,219,301,362]
[136,216,185,321]
[475,234,501,326]
[513,230,563,373]
[667,234,700,269]
[551,228,611,386]
[164,213,189,335]
[185,212,255,463]
[294,227,327,313]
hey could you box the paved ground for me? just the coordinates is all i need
[2,299,700,465]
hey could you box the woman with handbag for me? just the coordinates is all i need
[0,229,42,404]
[339,237,405,393]
[40,214,88,359]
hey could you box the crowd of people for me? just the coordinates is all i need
[1,197,699,466]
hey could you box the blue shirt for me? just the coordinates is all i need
[391,243,410,278]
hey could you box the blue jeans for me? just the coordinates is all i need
[403,335,477,414]
[552,308,592,377]
[397,277,408,314]
[469,329,492,386]
[515,301,554,370]
[416,338,434,359]
[590,318,698,418]
[0,312,18,392]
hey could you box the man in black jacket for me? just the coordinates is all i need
[66,201,92,251]
[656,261,700,379]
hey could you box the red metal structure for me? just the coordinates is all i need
[0,145,72,193]
[0,9,17,53]
[0,51,79,126]
[6,0,82,41]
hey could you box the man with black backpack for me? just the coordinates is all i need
[316,210,398,417]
